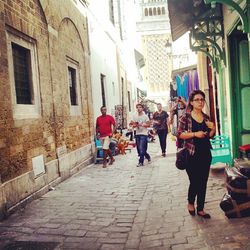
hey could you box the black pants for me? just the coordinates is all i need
[125,131,133,141]
[157,129,167,154]
[186,150,211,211]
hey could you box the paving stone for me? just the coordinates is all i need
[109,232,128,238]
[71,219,90,225]
[64,236,97,243]
[1,226,35,234]
[0,231,25,240]
[15,234,65,243]
[116,223,133,227]
[214,242,244,249]
[165,236,188,245]
[139,239,162,249]
[102,226,131,233]
[174,230,198,238]
[89,220,112,226]
[127,231,141,240]
[63,229,87,237]
[101,244,125,250]
[171,243,208,250]
[38,223,61,229]
[125,238,140,249]
[141,233,173,242]
[98,237,127,244]
[141,229,158,236]
[115,218,134,223]
[85,231,108,238]
[78,224,103,231]
[158,226,179,234]
[59,242,85,249]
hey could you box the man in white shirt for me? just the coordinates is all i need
[130,103,151,167]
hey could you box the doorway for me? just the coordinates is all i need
[229,28,250,157]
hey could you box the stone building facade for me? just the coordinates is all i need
[0,0,93,218]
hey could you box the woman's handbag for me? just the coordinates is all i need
[176,147,190,170]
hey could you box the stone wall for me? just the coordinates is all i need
[0,0,93,218]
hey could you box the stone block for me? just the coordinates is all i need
[0,139,6,148]
[10,145,23,156]
[45,159,59,183]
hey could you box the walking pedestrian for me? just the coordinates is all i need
[177,90,216,218]
[130,103,151,167]
[170,96,187,148]
[153,103,169,157]
[96,106,116,168]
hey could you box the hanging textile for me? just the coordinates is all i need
[194,70,199,90]
[176,74,188,100]
[175,68,200,101]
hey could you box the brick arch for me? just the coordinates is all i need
[53,17,91,148]
[58,17,86,55]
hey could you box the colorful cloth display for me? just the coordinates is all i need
[174,69,200,101]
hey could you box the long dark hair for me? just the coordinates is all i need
[186,90,206,111]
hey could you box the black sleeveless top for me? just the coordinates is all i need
[191,117,211,153]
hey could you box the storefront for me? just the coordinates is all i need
[168,0,250,158]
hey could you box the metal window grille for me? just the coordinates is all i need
[100,74,106,107]
[12,43,33,104]
[68,67,77,106]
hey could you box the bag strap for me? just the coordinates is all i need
[225,200,250,216]
[226,180,250,197]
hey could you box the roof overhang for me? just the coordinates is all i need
[168,0,211,41]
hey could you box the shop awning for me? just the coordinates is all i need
[168,0,211,41]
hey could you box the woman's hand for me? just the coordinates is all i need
[205,120,215,130]
[205,120,216,137]
[195,131,208,138]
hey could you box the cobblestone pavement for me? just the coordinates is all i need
[0,138,250,250]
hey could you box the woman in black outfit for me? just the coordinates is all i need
[153,103,169,157]
[177,90,216,218]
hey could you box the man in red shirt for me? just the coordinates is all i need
[96,106,116,168]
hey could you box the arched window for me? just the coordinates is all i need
[149,8,152,16]
[145,8,148,16]
[157,7,161,15]
[153,7,156,15]
[162,7,165,14]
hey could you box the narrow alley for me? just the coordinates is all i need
[0,139,249,250]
